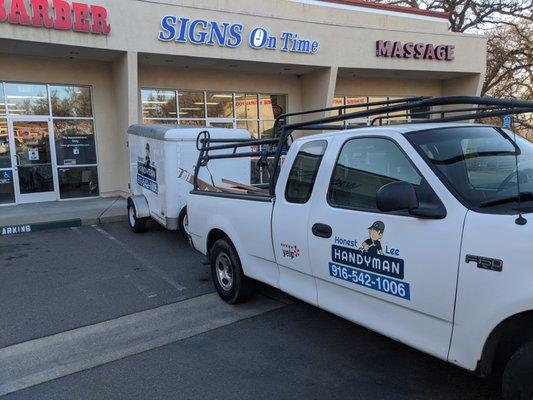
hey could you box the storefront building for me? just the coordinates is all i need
[0,0,487,205]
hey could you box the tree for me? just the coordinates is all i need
[372,0,532,133]
[370,0,532,32]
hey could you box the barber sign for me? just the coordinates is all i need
[0,0,111,35]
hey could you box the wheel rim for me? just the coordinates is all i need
[128,206,135,226]
[183,213,190,236]
[215,253,234,291]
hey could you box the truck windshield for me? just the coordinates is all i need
[407,126,533,213]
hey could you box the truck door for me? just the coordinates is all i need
[272,140,328,305]
[307,135,467,360]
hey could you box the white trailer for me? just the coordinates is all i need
[127,124,250,236]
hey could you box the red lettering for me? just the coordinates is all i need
[72,2,90,32]
[376,40,393,57]
[414,42,425,59]
[0,0,7,21]
[435,45,447,60]
[90,5,110,35]
[446,45,455,61]
[424,43,436,59]
[392,41,404,58]
[8,0,31,25]
[53,0,71,30]
[403,42,415,58]
[30,0,53,28]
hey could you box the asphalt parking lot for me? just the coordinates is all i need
[0,222,501,399]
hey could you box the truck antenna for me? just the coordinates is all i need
[512,125,527,225]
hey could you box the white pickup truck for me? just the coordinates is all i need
[187,97,533,399]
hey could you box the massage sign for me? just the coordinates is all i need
[376,40,455,61]
[0,0,111,35]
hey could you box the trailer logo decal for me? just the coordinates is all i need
[329,221,411,300]
[281,243,300,259]
[137,143,158,194]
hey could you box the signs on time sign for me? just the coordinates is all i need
[158,16,320,55]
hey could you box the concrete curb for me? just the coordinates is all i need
[1,213,128,237]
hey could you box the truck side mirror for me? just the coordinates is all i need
[377,181,419,212]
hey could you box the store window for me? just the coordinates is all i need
[331,96,430,126]
[141,88,288,183]
[141,89,177,120]
[5,83,49,115]
[50,85,93,117]
[51,85,98,199]
[0,82,99,203]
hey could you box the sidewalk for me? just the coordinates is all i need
[0,197,127,235]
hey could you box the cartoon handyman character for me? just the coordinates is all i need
[144,143,151,167]
[361,221,385,255]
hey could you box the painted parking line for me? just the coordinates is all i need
[0,219,82,237]
[92,225,187,292]
[0,292,285,397]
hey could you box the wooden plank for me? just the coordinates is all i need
[221,178,268,194]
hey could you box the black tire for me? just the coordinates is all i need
[127,201,147,233]
[502,340,533,400]
[210,238,255,304]
[178,207,189,240]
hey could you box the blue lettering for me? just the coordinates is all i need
[175,17,190,43]
[226,23,243,47]
[280,32,293,51]
[311,40,319,54]
[189,19,208,45]
[266,36,277,50]
[158,15,177,41]
[206,21,229,46]
[249,27,268,49]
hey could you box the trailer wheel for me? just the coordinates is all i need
[127,201,147,233]
[178,207,189,239]
[502,340,533,400]
[210,238,254,304]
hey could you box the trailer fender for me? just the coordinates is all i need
[128,195,150,219]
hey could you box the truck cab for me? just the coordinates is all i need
[187,97,533,400]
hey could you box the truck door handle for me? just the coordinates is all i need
[312,223,332,238]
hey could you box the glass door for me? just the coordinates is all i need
[9,118,58,203]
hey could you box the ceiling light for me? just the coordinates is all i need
[212,94,233,99]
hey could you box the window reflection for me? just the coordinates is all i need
[0,170,15,204]
[0,84,5,115]
[206,92,233,118]
[179,119,205,126]
[235,94,258,120]
[51,85,92,117]
[5,83,49,115]
[58,166,99,199]
[179,91,205,118]
[143,119,178,125]
[259,94,286,120]
[54,120,97,166]
[0,119,10,168]
[141,89,176,119]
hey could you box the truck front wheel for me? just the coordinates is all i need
[210,238,254,304]
[502,340,533,400]
[127,201,147,233]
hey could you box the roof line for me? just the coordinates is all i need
[317,0,450,20]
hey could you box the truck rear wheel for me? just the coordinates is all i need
[127,201,147,233]
[210,238,254,304]
[502,340,533,400]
